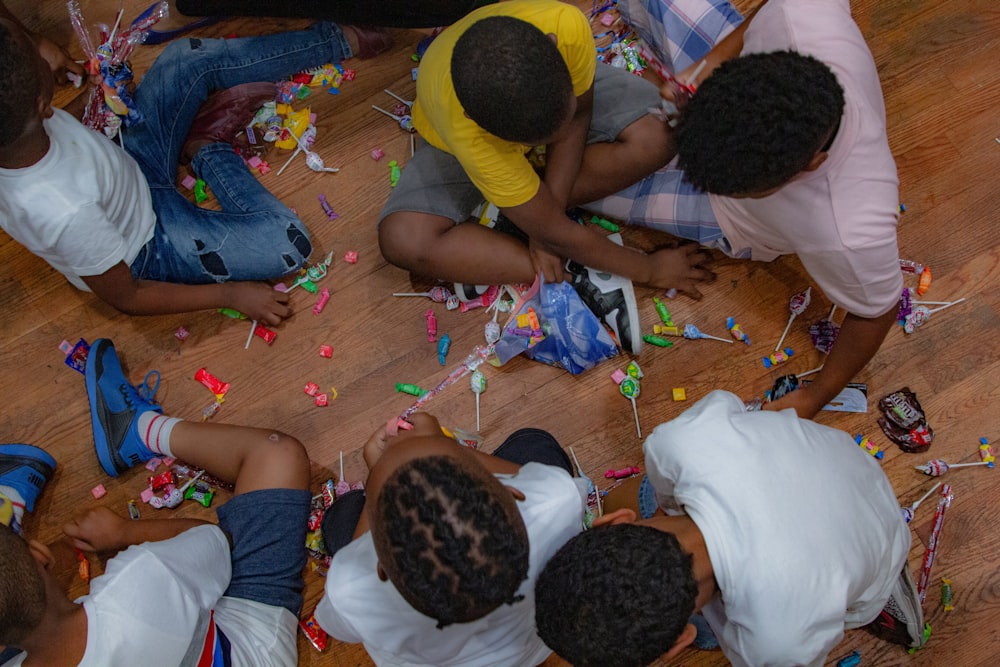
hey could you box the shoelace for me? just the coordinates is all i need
[118,370,161,407]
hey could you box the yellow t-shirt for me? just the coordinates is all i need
[412,0,596,208]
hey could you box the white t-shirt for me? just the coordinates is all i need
[0,109,155,291]
[315,462,588,667]
[644,391,910,667]
[709,0,902,318]
[4,525,297,667]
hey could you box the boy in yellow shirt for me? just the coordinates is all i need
[378,0,714,352]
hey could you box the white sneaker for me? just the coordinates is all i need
[566,234,641,354]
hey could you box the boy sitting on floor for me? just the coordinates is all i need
[589,0,903,417]
[535,390,926,667]
[0,19,387,324]
[314,413,587,666]
[0,338,312,665]
[378,0,716,353]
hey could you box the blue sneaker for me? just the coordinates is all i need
[0,444,56,512]
[85,339,162,477]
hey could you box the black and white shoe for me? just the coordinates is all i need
[863,565,928,649]
[566,235,641,354]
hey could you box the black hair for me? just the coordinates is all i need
[451,16,573,144]
[535,524,698,667]
[0,525,46,645]
[0,21,41,148]
[372,455,529,628]
[676,51,845,195]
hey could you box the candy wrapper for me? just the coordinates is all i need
[878,387,934,453]
[492,277,618,375]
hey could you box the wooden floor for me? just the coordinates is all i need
[5,0,999,665]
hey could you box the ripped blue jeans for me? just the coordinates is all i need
[124,23,352,283]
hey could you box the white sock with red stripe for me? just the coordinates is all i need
[136,413,181,457]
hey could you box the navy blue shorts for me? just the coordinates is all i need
[216,487,312,615]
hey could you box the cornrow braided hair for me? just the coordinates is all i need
[374,455,530,628]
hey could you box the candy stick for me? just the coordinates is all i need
[915,458,995,477]
[797,364,824,379]
[394,345,493,430]
[276,144,303,176]
[775,287,812,351]
[926,298,966,314]
[901,481,941,524]
[244,320,258,350]
[470,370,486,431]
[916,484,953,603]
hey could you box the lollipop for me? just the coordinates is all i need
[335,452,351,497]
[470,370,486,431]
[902,299,967,334]
[901,481,942,524]
[392,286,453,302]
[915,457,994,477]
[484,320,501,345]
[774,287,811,351]
[683,323,733,344]
[569,447,601,527]
[726,317,750,345]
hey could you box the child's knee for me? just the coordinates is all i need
[266,433,311,485]
[378,212,447,267]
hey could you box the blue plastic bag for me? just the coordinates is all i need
[493,277,619,375]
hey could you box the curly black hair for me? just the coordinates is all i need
[451,15,573,145]
[535,524,698,667]
[0,525,46,645]
[676,51,845,196]
[372,455,530,628]
[0,21,41,149]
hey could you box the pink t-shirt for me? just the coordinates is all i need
[709,0,902,318]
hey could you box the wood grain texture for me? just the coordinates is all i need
[2,0,998,664]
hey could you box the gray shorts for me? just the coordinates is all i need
[379,62,663,224]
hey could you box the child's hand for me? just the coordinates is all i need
[63,507,128,554]
[363,423,392,471]
[528,239,565,284]
[228,282,293,324]
[34,35,85,85]
[646,244,716,298]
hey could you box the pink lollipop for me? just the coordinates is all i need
[335,452,351,497]
[774,287,811,351]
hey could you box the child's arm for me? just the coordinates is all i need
[63,506,211,555]
[765,307,897,418]
[503,186,715,296]
[0,1,84,84]
[667,0,768,93]
[83,262,293,324]
[543,86,593,210]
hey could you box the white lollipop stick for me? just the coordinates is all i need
[944,461,993,470]
[393,292,433,297]
[276,145,302,176]
[774,314,796,351]
[372,104,404,121]
[630,397,642,439]
[926,298,966,314]
[912,299,959,305]
[384,89,413,107]
[244,320,258,349]
[700,333,734,344]
[797,364,824,379]
[902,481,942,523]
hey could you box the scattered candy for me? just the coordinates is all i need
[393,345,493,434]
[389,160,401,187]
[318,193,338,220]
[127,499,141,520]
[91,484,107,499]
[808,305,839,353]
[672,387,686,401]
[395,383,427,397]
[980,437,995,465]
[878,387,934,453]
[836,650,861,667]
[195,368,230,399]
[319,345,333,358]
[916,484,953,603]
[194,179,208,203]
[174,326,190,342]
[181,175,197,190]
[854,434,885,460]
[336,452,351,497]
[313,288,331,315]
[762,347,794,369]
[437,333,451,365]
[941,578,955,611]
[253,324,277,345]
[642,334,673,347]
[653,297,673,325]
[343,250,358,264]
[653,324,679,336]
[371,147,385,160]
[774,287,811,351]
[300,610,329,652]
[726,316,750,345]
[484,320,501,345]
[315,393,329,407]
[425,309,437,342]
[303,382,320,396]
[605,466,640,480]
